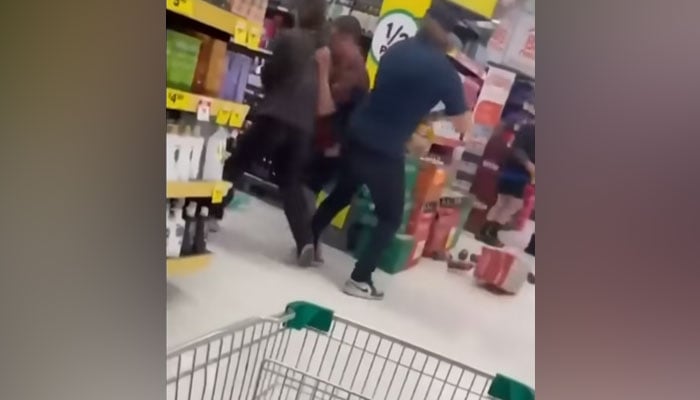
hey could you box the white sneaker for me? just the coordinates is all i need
[297,244,314,267]
[343,279,384,300]
[312,243,324,266]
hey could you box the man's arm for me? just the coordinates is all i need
[260,33,297,92]
[441,69,470,137]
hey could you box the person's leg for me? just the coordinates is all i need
[306,153,339,194]
[493,195,524,225]
[310,150,361,247]
[345,150,404,299]
[478,194,507,244]
[271,125,316,265]
[486,195,524,247]
[209,119,274,226]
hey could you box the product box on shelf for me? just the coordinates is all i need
[424,193,472,257]
[221,52,250,101]
[189,33,229,97]
[513,184,535,230]
[167,30,202,91]
[448,195,475,249]
[250,0,268,24]
[405,201,438,267]
[414,159,447,205]
[353,231,416,275]
[474,247,531,294]
[231,0,253,18]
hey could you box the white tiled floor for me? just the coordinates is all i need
[167,198,535,388]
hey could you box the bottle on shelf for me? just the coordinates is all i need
[193,206,209,254]
[176,126,194,181]
[189,126,205,180]
[166,203,172,256]
[166,201,185,258]
[202,126,229,181]
[180,201,198,256]
[166,124,179,182]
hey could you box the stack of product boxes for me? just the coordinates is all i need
[167,29,254,103]
[352,158,475,275]
[167,0,267,102]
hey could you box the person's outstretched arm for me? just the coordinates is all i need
[441,69,471,137]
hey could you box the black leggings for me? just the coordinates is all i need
[218,117,314,254]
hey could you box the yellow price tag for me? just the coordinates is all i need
[166,88,188,110]
[166,0,194,16]
[228,104,250,128]
[233,20,248,45]
[247,26,261,49]
[216,109,232,125]
[211,183,226,204]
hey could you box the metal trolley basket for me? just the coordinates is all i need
[167,302,533,400]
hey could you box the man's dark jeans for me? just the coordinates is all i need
[312,141,405,283]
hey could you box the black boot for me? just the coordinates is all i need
[488,223,505,248]
[525,234,535,256]
[476,221,495,244]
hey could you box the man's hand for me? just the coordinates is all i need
[315,47,331,75]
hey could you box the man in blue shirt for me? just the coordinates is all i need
[311,0,471,300]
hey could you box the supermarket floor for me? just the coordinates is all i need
[167,197,535,387]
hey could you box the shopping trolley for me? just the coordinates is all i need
[167,302,534,400]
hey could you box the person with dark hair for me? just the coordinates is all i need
[311,1,472,300]
[220,0,329,266]
[308,15,370,194]
[477,123,535,247]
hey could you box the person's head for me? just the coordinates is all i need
[419,0,460,51]
[331,16,363,45]
[294,0,328,31]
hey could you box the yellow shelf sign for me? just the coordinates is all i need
[233,20,248,45]
[166,0,194,16]
[247,26,261,49]
[216,109,232,125]
[211,182,227,204]
[229,103,250,128]
[166,88,188,110]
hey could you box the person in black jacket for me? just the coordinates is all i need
[221,0,328,266]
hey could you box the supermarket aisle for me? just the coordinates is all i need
[167,197,535,387]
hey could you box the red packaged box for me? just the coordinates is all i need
[414,161,447,205]
[473,247,530,294]
[424,197,463,257]
[513,184,535,230]
[405,202,437,267]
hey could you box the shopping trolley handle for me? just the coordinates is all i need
[274,301,334,333]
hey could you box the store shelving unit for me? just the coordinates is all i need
[167,0,265,51]
[166,1,254,275]
[167,181,232,200]
[166,181,231,275]
[165,88,250,128]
